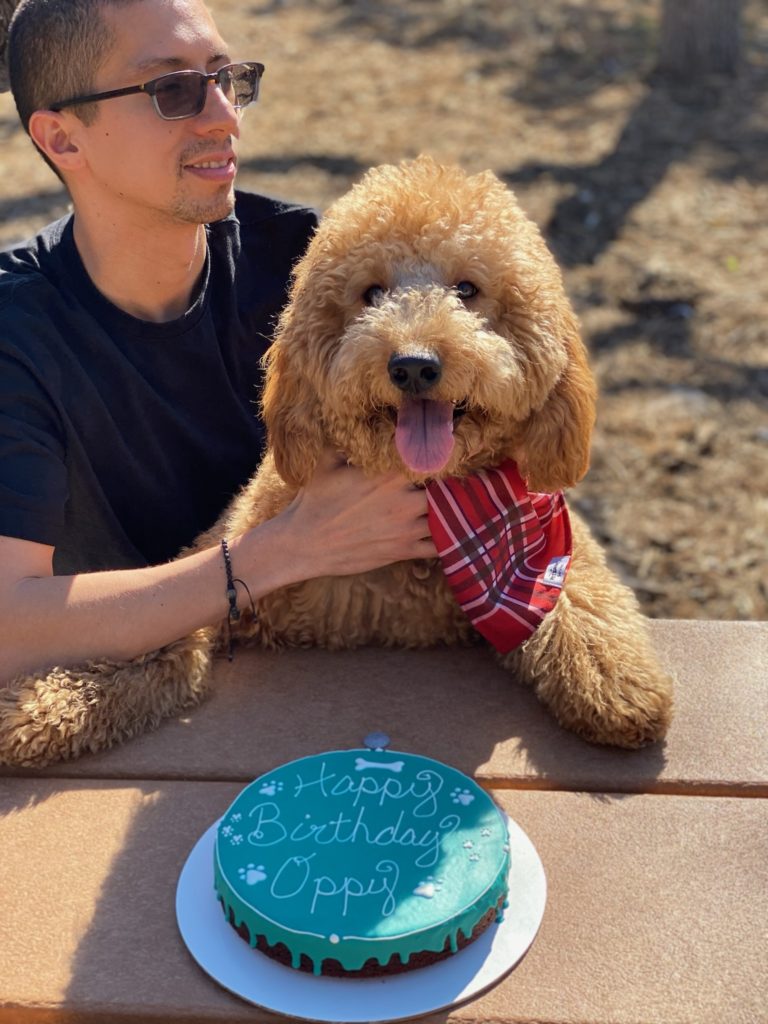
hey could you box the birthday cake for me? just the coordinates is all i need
[213,747,510,976]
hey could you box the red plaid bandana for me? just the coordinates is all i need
[426,459,572,653]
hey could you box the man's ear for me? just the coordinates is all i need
[28,110,86,176]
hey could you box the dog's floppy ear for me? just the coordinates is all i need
[261,329,323,489]
[261,253,346,488]
[518,312,597,493]
[262,208,363,488]
[475,168,597,494]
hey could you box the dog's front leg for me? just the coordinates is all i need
[502,513,674,748]
[0,628,215,767]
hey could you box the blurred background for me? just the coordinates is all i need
[1,0,766,621]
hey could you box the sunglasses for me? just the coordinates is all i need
[50,61,264,121]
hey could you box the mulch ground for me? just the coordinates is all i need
[1,0,766,621]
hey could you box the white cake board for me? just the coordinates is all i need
[176,814,546,1023]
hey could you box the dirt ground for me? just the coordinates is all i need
[0,0,766,621]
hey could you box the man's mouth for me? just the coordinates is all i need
[183,155,237,181]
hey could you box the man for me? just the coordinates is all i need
[0,0,434,682]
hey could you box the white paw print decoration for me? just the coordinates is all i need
[451,787,475,806]
[259,779,284,797]
[413,876,443,899]
[238,863,267,885]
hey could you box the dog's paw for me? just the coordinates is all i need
[0,668,97,767]
[506,620,675,749]
[0,631,214,767]
[536,665,674,749]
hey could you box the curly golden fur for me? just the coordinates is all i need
[0,156,673,766]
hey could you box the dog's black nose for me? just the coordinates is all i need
[387,353,442,394]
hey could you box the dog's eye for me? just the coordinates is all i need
[455,280,479,300]
[363,285,386,306]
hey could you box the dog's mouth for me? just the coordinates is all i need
[390,397,468,474]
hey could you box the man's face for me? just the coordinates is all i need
[72,0,242,226]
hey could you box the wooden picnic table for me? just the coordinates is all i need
[1,618,766,1024]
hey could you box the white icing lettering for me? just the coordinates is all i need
[270,854,316,900]
[371,810,405,846]
[346,805,371,844]
[411,770,444,818]
[379,777,403,803]
[345,773,381,806]
[310,875,339,914]
[414,813,460,868]
[289,818,322,843]
[288,761,445,815]
[309,860,400,917]
[287,811,362,846]
[292,760,335,799]
[249,803,460,866]
[376,860,399,916]
[312,812,355,846]
[247,802,287,846]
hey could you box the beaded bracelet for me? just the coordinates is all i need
[221,537,240,621]
[220,538,256,661]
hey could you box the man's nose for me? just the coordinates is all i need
[196,79,241,132]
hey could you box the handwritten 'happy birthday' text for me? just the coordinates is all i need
[247,802,460,869]
[291,760,444,818]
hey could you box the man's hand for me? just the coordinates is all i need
[278,448,437,579]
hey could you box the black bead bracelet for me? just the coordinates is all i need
[220,538,256,661]
[221,537,240,624]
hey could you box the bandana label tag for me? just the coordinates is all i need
[543,555,570,588]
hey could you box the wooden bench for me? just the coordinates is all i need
[1,618,766,1023]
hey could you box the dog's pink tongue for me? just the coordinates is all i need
[395,398,455,474]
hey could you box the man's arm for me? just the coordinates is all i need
[0,453,436,681]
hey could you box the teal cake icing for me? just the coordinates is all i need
[213,748,510,975]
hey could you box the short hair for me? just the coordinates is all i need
[8,0,139,176]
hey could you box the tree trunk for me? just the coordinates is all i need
[657,0,744,78]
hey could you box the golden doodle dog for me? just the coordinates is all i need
[0,157,673,767]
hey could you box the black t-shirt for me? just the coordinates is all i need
[0,191,317,574]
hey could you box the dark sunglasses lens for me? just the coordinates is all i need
[222,64,259,108]
[153,72,206,118]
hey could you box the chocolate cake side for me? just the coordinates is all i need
[226,899,503,977]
